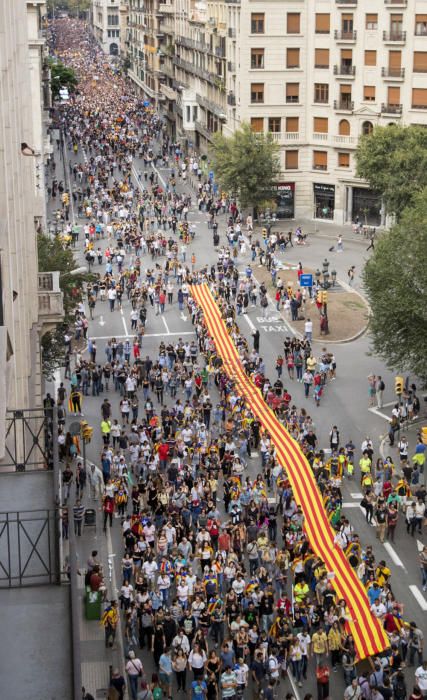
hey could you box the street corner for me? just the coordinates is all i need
[255,264,370,343]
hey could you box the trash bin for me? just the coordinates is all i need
[85,585,102,620]
[84,508,96,526]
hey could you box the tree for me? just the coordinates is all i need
[209,123,281,212]
[49,59,78,99]
[355,124,427,219]
[363,189,427,381]
[38,234,91,379]
[46,0,90,17]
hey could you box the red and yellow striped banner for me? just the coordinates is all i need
[191,283,390,660]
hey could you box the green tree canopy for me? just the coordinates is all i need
[49,59,78,99]
[355,124,427,219]
[47,0,90,17]
[38,233,91,379]
[363,189,427,381]
[209,122,281,211]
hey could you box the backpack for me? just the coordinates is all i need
[152,687,162,700]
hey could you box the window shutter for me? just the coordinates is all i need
[341,49,353,61]
[340,84,351,95]
[364,86,375,99]
[366,14,378,25]
[412,88,427,107]
[388,86,400,105]
[416,14,427,21]
[250,118,264,133]
[413,52,427,72]
[315,49,329,67]
[313,151,327,168]
[285,150,299,169]
[286,117,299,132]
[338,119,350,136]
[287,13,300,34]
[286,83,299,98]
[313,117,328,133]
[338,153,350,167]
[315,14,330,33]
[390,14,402,23]
[364,51,376,66]
[342,14,353,21]
[287,48,300,67]
[389,51,401,69]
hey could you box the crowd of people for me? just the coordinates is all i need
[50,17,426,700]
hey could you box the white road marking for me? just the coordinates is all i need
[99,315,105,326]
[150,162,166,187]
[383,542,406,569]
[243,314,256,332]
[351,492,362,499]
[121,312,128,336]
[87,331,195,340]
[180,311,188,322]
[162,316,170,334]
[409,585,427,611]
[342,502,361,508]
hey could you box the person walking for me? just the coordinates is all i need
[376,376,385,409]
[126,650,144,700]
[101,600,119,648]
[72,498,85,536]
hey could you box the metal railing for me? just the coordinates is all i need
[383,30,406,41]
[334,99,354,111]
[334,64,356,76]
[381,103,403,114]
[381,67,405,77]
[334,30,357,40]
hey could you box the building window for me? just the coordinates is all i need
[364,51,377,67]
[268,117,281,133]
[412,88,427,108]
[251,13,265,34]
[314,83,329,104]
[415,14,427,36]
[339,119,350,136]
[287,13,300,34]
[362,121,373,135]
[314,117,328,133]
[338,152,350,168]
[342,14,353,34]
[285,150,299,169]
[251,117,264,132]
[186,106,191,122]
[389,51,402,74]
[365,14,378,30]
[413,52,427,73]
[313,151,328,171]
[108,14,119,25]
[286,48,300,69]
[251,48,265,69]
[363,85,376,102]
[286,117,299,133]
[193,106,198,121]
[251,83,264,103]
[388,86,400,107]
[286,83,299,103]
[315,49,329,69]
[315,13,330,34]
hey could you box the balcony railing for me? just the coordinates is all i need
[158,2,174,13]
[37,272,64,326]
[228,28,236,38]
[336,0,357,4]
[384,0,407,5]
[313,132,329,141]
[383,30,406,41]
[195,120,215,142]
[333,64,356,76]
[333,134,357,146]
[334,99,354,111]
[227,61,236,72]
[334,30,357,41]
[270,132,300,143]
[381,67,405,78]
[381,103,403,114]
[196,93,226,118]
[227,93,236,106]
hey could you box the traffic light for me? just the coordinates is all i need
[421,426,427,446]
[395,376,404,395]
[322,291,328,305]
[80,420,93,443]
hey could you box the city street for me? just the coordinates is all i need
[47,20,427,700]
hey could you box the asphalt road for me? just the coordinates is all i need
[47,132,427,700]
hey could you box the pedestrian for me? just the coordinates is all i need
[101,600,119,648]
[252,330,260,353]
[73,498,85,536]
[376,376,385,408]
[126,650,144,700]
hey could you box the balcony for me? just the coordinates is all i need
[381,103,403,114]
[334,30,357,42]
[158,2,174,13]
[384,0,407,5]
[215,46,226,58]
[38,272,64,330]
[228,28,236,38]
[333,134,358,147]
[313,132,329,141]
[227,93,236,106]
[334,99,354,111]
[381,67,405,79]
[228,61,236,72]
[383,30,406,42]
[160,83,177,100]
[334,64,356,77]
[336,0,357,4]
[196,93,226,119]
[195,120,215,142]
[270,132,300,143]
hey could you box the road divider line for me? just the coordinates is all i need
[242,314,256,332]
[88,331,195,341]
[383,542,406,569]
[162,316,170,334]
[409,585,427,611]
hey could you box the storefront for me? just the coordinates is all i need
[273,182,295,219]
[314,183,335,220]
[352,187,382,226]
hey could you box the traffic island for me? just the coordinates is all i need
[255,265,370,343]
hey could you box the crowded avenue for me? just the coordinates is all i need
[49,18,426,700]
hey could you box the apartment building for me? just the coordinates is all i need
[123,0,427,224]
[0,0,60,456]
[91,0,121,55]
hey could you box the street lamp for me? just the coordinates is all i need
[60,266,88,279]
[317,259,331,289]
